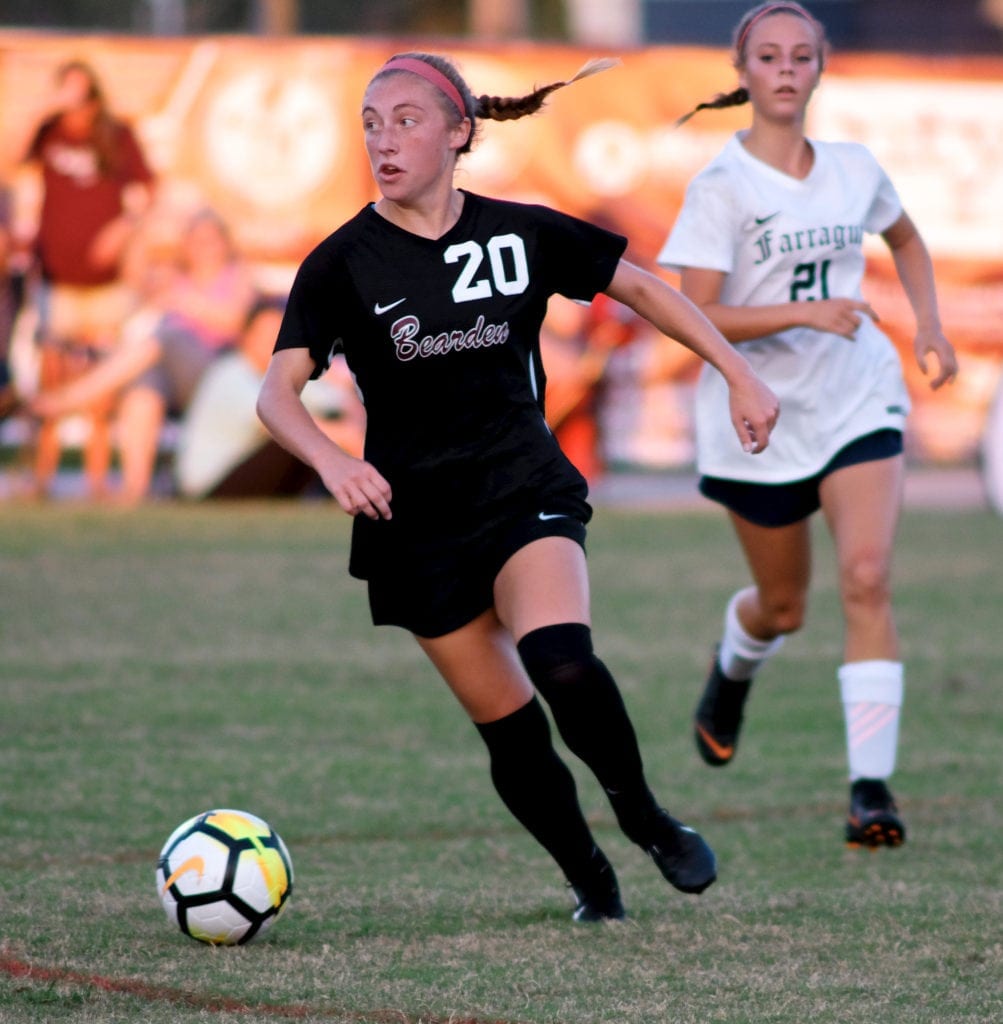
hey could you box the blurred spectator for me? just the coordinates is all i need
[982,369,1003,516]
[31,207,256,502]
[0,182,19,419]
[21,59,154,498]
[175,296,365,499]
[541,292,645,481]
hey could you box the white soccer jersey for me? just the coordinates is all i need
[658,134,911,483]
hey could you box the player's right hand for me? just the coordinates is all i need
[320,453,392,520]
[806,298,878,340]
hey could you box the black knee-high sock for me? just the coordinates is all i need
[518,623,661,847]
[475,697,599,885]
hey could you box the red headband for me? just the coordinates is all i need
[737,3,812,55]
[378,57,466,119]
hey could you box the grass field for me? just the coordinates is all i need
[0,500,1000,1023]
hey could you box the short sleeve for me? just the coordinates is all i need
[115,123,154,185]
[656,168,738,275]
[535,206,627,302]
[274,245,350,380]
[861,150,902,235]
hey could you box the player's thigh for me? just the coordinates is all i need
[728,510,812,609]
[416,608,534,724]
[493,535,591,643]
[819,454,904,577]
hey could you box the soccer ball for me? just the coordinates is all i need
[156,808,294,945]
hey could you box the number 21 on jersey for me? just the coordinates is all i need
[790,259,831,302]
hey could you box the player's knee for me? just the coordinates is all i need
[476,697,553,766]
[840,552,891,609]
[517,622,594,691]
[761,593,807,636]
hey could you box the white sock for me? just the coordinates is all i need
[718,589,785,682]
[839,660,904,781]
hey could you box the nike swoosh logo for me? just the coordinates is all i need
[755,212,779,226]
[538,512,568,521]
[374,298,406,315]
[161,855,205,894]
[695,723,734,762]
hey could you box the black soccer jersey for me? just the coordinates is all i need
[275,190,627,578]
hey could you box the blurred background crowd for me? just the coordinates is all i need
[1,0,1002,506]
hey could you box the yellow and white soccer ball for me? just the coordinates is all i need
[156,809,294,945]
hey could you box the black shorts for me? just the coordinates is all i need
[699,429,904,528]
[365,508,588,639]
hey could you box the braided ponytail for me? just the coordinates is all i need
[674,87,750,129]
[374,53,619,154]
[475,57,621,124]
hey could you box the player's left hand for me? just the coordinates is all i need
[914,326,958,390]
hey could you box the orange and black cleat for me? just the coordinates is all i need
[845,778,906,849]
[693,651,752,767]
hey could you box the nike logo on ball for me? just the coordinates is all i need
[374,298,406,315]
[162,855,205,893]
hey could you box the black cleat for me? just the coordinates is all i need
[569,848,626,922]
[845,778,906,849]
[646,810,717,894]
[694,651,751,767]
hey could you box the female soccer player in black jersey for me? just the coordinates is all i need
[258,52,779,922]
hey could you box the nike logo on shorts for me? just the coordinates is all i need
[374,298,406,315]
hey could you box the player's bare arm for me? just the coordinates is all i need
[679,266,878,343]
[606,259,779,454]
[258,348,392,520]
[882,212,958,390]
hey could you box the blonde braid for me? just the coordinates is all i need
[476,58,621,123]
[674,87,750,129]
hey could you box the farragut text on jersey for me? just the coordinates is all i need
[753,222,865,265]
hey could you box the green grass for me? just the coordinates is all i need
[0,501,1000,1023]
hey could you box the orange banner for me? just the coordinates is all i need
[3,33,1001,463]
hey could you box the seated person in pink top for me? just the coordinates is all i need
[31,207,256,501]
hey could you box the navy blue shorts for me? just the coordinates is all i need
[699,429,904,528]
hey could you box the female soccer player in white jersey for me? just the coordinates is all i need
[658,2,958,848]
[257,52,778,921]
